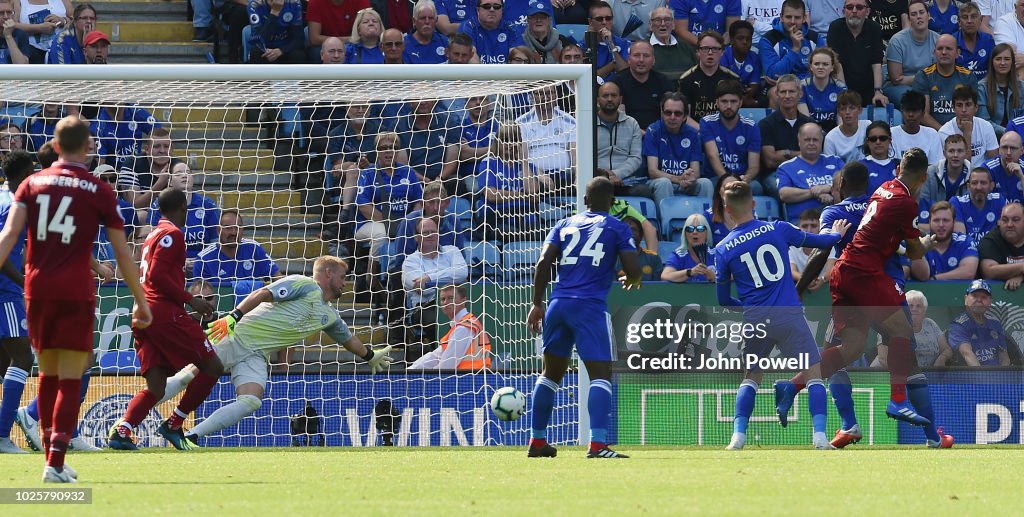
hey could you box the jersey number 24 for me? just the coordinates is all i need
[560,227,606,267]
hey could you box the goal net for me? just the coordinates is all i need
[0,64,594,448]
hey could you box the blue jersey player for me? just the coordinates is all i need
[791,160,954,448]
[714,180,850,450]
[0,151,32,454]
[526,178,642,459]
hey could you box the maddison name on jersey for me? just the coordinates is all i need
[722,224,775,251]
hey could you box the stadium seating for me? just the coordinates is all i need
[464,241,500,279]
[556,24,589,43]
[658,240,679,261]
[446,195,474,233]
[738,108,770,124]
[501,241,544,282]
[619,195,658,224]
[98,349,140,374]
[539,196,577,222]
[753,195,782,221]
[862,104,902,126]
[658,197,709,240]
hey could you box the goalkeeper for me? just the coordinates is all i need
[158,256,392,445]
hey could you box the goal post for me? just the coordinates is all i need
[1,64,596,448]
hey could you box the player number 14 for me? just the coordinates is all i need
[35,194,77,244]
[739,244,784,288]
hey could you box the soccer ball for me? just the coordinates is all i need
[490,387,526,421]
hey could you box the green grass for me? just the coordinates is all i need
[4,446,1023,515]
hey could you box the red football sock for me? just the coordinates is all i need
[886,336,913,403]
[529,438,548,448]
[37,374,58,461]
[788,373,806,393]
[48,378,82,469]
[171,372,218,429]
[589,441,606,452]
[124,389,158,428]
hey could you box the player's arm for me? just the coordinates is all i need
[713,251,741,309]
[337,333,392,373]
[795,247,829,295]
[0,203,27,268]
[527,242,560,334]
[903,234,933,260]
[206,287,273,342]
[107,227,152,329]
[958,342,982,366]
[1,258,23,288]
[909,258,931,281]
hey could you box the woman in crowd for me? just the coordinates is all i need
[661,213,715,283]
[345,8,384,64]
[858,121,897,194]
[798,47,846,133]
[978,43,1024,130]
[874,290,952,367]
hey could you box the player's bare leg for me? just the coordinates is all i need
[874,309,931,426]
[185,381,263,443]
[582,360,627,458]
[528,353,569,458]
[160,355,223,450]
[38,349,89,483]
[0,336,32,453]
[110,366,171,451]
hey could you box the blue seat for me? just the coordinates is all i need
[619,196,658,222]
[0,103,41,131]
[658,196,708,240]
[463,241,500,279]
[539,196,576,222]
[98,349,140,374]
[657,241,679,262]
[739,108,769,124]
[378,240,395,280]
[447,196,473,233]
[753,195,782,221]
[556,24,589,43]
[501,241,543,282]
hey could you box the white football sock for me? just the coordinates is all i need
[156,369,196,405]
[189,395,261,438]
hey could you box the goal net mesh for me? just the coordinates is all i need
[1,74,586,448]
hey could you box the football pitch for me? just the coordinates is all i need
[4,446,1022,514]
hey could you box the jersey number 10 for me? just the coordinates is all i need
[35,194,77,244]
[739,243,784,288]
[560,227,606,267]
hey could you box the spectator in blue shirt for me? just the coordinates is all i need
[475,124,545,242]
[951,167,1007,247]
[92,164,139,266]
[777,122,844,224]
[391,181,464,273]
[670,0,741,48]
[457,0,523,63]
[644,92,713,206]
[194,210,282,283]
[0,0,31,64]
[24,104,60,153]
[798,47,846,132]
[45,3,95,64]
[452,94,497,196]
[246,0,306,63]
[759,0,822,85]
[354,131,423,263]
[661,213,716,283]
[436,0,474,36]
[92,104,159,169]
[147,161,220,263]
[396,99,460,183]
[858,121,898,194]
[345,7,384,64]
[922,200,980,280]
[404,1,449,64]
[721,20,762,107]
[985,130,1024,204]
[947,280,1011,366]
[954,4,994,81]
[929,0,959,34]
[581,1,630,79]
[701,79,762,189]
[0,122,23,159]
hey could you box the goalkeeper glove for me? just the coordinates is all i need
[206,309,243,343]
[361,345,393,374]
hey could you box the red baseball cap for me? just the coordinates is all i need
[84,31,110,46]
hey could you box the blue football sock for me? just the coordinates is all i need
[907,374,939,442]
[734,380,757,434]
[807,379,827,434]
[71,368,92,438]
[0,367,28,437]
[530,377,558,441]
[829,369,858,431]
[27,395,39,421]
[588,379,613,444]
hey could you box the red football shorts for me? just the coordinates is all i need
[26,298,95,353]
[134,309,216,374]
[829,265,905,336]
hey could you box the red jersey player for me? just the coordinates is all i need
[109,188,224,451]
[778,148,940,429]
[0,117,152,483]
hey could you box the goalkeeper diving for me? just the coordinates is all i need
[157,255,392,446]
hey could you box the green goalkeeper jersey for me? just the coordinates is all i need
[231,275,353,357]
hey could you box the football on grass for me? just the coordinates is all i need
[490,387,526,421]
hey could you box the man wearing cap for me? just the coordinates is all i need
[83,30,109,64]
[978,202,1024,290]
[947,280,1012,366]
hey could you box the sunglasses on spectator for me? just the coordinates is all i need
[382,41,403,47]
[591,15,612,22]
[685,225,707,233]
[479,3,503,10]
[193,294,215,301]
[867,135,890,143]
[844,4,868,10]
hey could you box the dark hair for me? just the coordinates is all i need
[861,120,893,156]
[798,208,821,222]
[900,90,926,112]
[73,3,96,20]
[1,150,34,187]
[660,91,688,114]
[898,148,930,182]
[585,176,615,206]
[839,160,869,194]
[157,187,187,214]
[836,90,862,108]
[986,44,1020,119]
[448,32,474,49]
[722,180,753,208]
[952,84,979,105]
[220,209,241,224]
[782,0,806,13]
[711,174,740,225]
[729,20,754,39]
[969,167,993,182]
[907,0,929,12]
[715,79,744,99]
[589,1,612,17]
[696,29,725,47]
[36,141,58,168]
